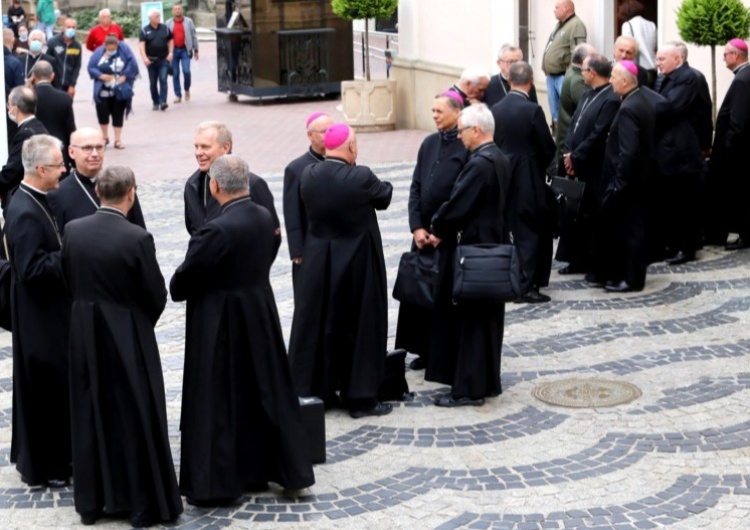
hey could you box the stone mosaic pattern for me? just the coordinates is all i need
[0,163,749,529]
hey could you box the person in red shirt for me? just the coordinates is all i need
[85,8,125,52]
[166,4,198,103]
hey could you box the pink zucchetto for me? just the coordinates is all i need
[324,123,351,150]
[729,38,748,52]
[306,111,328,128]
[441,89,464,106]
[619,60,639,77]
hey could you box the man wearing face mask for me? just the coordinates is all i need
[46,18,82,98]
[1,87,49,210]
[21,29,62,89]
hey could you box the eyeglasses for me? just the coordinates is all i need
[40,162,66,170]
[458,125,474,134]
[72,144,107,153]
[723,51,737,57]
[499,59,519,65]
[581,67,592,72]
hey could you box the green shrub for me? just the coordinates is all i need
[68,8,150,38]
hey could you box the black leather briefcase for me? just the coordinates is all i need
[298,396,326,464]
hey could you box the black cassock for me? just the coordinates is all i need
[484,74,539,108]
[283,148,324,296]
[0,117,48,209]
[61,208,181,523]
[171,197,314,502]
[394,129,467,360]
[184,168,281,257]
[48,170,147,234]
[288,158,392,405]
[427,143,510,399]
[492,90,556,293]
[4,183,71,485]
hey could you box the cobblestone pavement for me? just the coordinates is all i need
[1,40,749,530]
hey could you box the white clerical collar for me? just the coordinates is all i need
[20,181,48,196]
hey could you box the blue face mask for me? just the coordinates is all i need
[65,28,76,39]
[29,40,43,53]
[105,49,116,57]
[18,32,28,42]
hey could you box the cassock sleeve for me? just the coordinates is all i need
[282,162,305,259]
[137,233,167,326]
[610,106,643,193]
[363,168,392,210]
[724,82,750,153]
[430,159,485,238]
[170,223,229,302]
[407,141,426,232]
[0,131,29,196]
[570,99,620,171]
[129,194,147,229]
[8,209,64,285]
[532,106,556,171]
[250,176,281,257]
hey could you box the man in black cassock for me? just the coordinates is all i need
[394,91,468,371]
[559,53,621,278]
[288,123,394,419]
[171,154,314,506]
[426,103,510,406]
[591,60,656,292]
[61,166,182,528]
[184,120,281,257]
[484,44,538,108]
[283,111,332,298]
[48,127,146,233]
[4,134,71,488]
[492,61,556,303]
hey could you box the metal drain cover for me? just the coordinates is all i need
[533,378,642,408]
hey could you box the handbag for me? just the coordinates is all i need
[550,176,586,233]
[113,81,134,101]
[452,243,521,303]
[392,249,438,309]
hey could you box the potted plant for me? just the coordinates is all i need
[676,0,750,121]
[332,0,399,131]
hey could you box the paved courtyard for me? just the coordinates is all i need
[0,40,749,529]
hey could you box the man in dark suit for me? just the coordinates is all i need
[709,38,750,250]
[184,121,281,257]
[484,44,538,108]
[48,127,146,234]
[283,111,332,298]
[559,54,621,278]
[1,86,49,210]
[492,61,556,303]
[3,28,25,151]
[593,60,656,292]
[288,123,394,418]
[62,166,182,528]
[30,61,76,172]
[171,155,314,506]
[654,41,712,264]
[4,134,71,489]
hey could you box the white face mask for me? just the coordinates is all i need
[65,28,76,39]
[18,32,28,42]
[29,40,43,53]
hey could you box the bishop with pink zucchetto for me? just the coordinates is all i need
[288,121,396,420]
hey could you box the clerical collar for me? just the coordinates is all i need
[99,206,126,218]
[220,195,251,213]
[471,142,495,154]
[71,169,97,183]
[621,86,640,101]
[21,181,49,195]
[17,115,34,127]
[307,147,325,162]
[439,127,459,143]
[734,62,749,75]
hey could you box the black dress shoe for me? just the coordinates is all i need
[665,250,695,265]
[725,238,750,250]
[129,511,157,528]
[558,265,584,275]
[349,401,393,419]
[515,290,551,303]
[408,357,425,370]
[604,280,642,293]
[434,394,485,407]
[79,510,103,525]
[584,279,605,288]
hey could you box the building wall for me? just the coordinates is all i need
[395,0,750,131]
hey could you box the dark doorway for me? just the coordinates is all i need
[615,0,658,34]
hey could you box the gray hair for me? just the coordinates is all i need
[209,155,249,194]
[508,61,534,85]
[666,40,688,61]
[459,104,495,136]
[195,121,232,148]
[31,60,54,81]
[8,86,36,115]
[587,53,612,77]
[615,34,639,54]
[22,134,62,174]
[460,65,490,86]
[98,8,111,17]
[29,29,46,43]
[497,43,522,60]
[572,43,595,66]
[96,166,136,201]
[147,8,161,18]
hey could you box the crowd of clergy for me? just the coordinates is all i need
[2,8,750,526]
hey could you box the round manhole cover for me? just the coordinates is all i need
[532,378,642,408]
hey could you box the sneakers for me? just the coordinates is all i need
[152,104,159,111]
[174,97,182,103]
[160,103,169,111]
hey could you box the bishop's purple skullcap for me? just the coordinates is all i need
[324,123,351,150]
[441,90,464,105]
[306,111,328,128]
[729,38,748,52]
[619,60,639,77]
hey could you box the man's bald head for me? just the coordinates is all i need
[31,60,55,82]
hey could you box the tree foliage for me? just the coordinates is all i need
[676,0,750,45]
[331,0,398,22]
